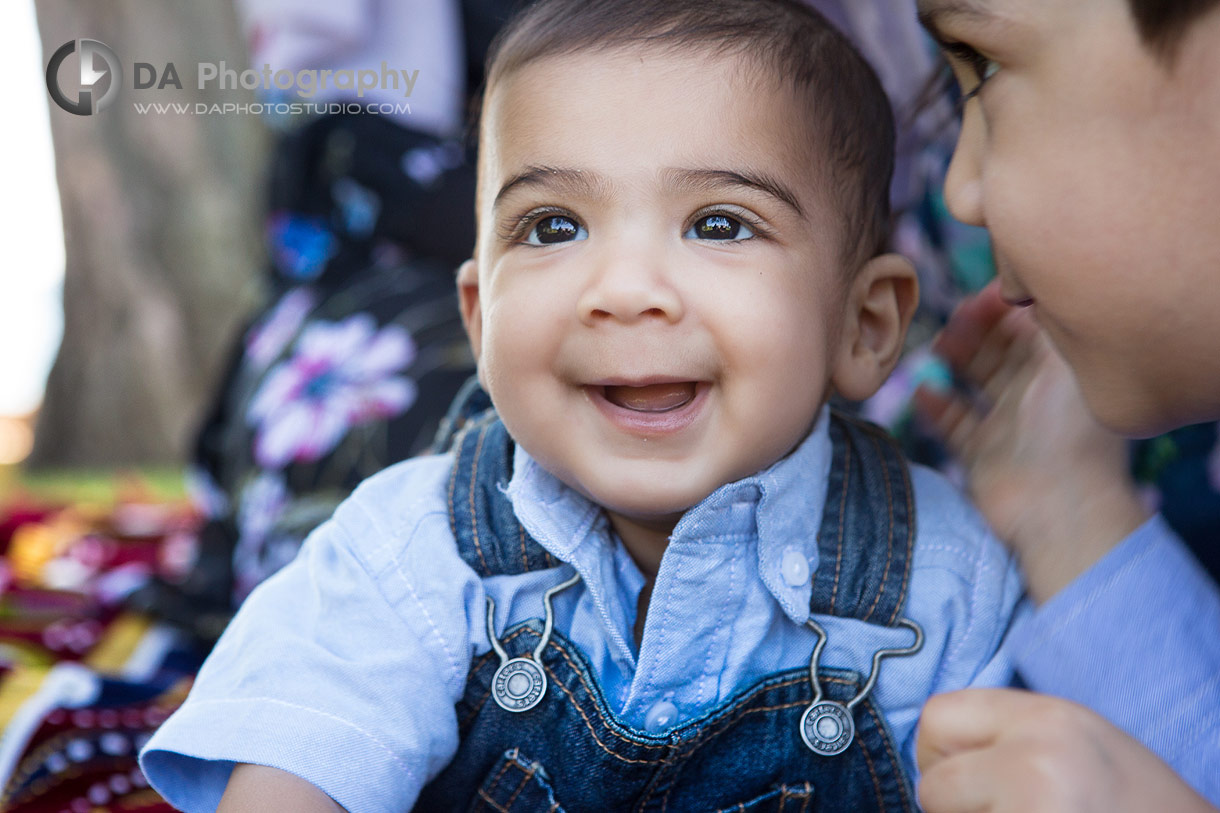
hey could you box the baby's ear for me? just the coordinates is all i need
[456,259,483,365]
[830,253,919,401]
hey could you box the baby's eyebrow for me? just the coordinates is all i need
[493,166,610,210]
[662,168,804,218]
[493,165,804,217]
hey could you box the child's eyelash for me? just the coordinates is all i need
[497,206,577,243]
[940,40,998,105]
[941,41,989,79]
[687,206,773,240]
[496,206,775,243]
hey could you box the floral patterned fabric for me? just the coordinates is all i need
[0,3,522,807]
[0,500,202,813]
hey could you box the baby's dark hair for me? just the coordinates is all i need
[480,0,896,267]
[1130,0,1219,58]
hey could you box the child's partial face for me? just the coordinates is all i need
[923,0,1220,435]
[465,49,851,533]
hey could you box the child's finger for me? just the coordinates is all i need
[917,689,1031,769]
[936,299,1039,394]
[974,312,1044,408]
[917,747,1000,813]
[913,385,979,457]
[932,280,1014,372]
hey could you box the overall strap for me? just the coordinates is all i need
[441,382,917,617]
[442,379,558,576]
[810,410,917,626]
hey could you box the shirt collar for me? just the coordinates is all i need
[505,404,832,632]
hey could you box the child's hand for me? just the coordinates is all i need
[917,689,1216,813]
[913,280,1147,603]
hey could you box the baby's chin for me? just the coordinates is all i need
[583,487,700,526]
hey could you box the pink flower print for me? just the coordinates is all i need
[236,472,289,550]
[245,288,317,368]
[247,315,417,467]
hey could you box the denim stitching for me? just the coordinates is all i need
[468,425,492,575]
[556,636,820,751]
[829,431,852,614]
[847,419,917,626]
[504,762,536,809]
[476,788,511,812]
[543,635,669,748]
[651,675,831,813]
[797,782,813,813]
[463,631,859,774]
[863,700,914,812]
[862,432,897,624]
[447,425,467,542]
[461,686,493,729]
[518,525,530,573]
[488,753,515,794]
[538,658,668,764]
[854,716,887,812]
[888,440,916,627]
[675,681,857,804]
[681,674,849,758]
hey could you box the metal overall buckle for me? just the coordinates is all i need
[484,572,581,713]
[799,616,924,756]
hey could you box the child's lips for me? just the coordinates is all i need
[584,379,709,437]
[602,382,696,412]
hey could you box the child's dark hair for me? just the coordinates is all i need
[1130,0,1219,58]
[481,0,896,267]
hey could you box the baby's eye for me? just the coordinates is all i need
[525,215,587,245]
[686,214,755,241]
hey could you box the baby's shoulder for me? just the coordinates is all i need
[331,451,460,558]
[906,461,1016,582]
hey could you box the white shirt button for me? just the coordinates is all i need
[644,699,679,732]
[781,548,810,587]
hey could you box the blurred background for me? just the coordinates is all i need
[0,0,61,468]
[2,0,264,475]
[0,1,1216,810]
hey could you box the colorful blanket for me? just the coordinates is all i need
[0,495,204,813]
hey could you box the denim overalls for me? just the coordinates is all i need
[418,385,919,812]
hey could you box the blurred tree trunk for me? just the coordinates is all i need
[30,0,266,467]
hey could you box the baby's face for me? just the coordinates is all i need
[463,48,851,533]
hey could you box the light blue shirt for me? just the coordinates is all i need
[141,409,1025,813]
[1009,514,1220,804]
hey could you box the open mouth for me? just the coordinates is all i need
[601,382,697,412]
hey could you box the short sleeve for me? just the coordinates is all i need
[888,465,1028,778]
[140,456,478,813]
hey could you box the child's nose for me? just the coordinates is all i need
[576,247,685,326]
[944,104,986,228]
